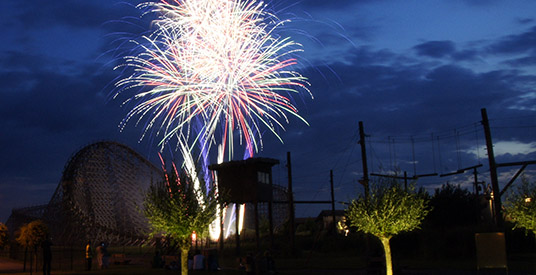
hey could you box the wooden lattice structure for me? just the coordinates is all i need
[7,141,164,246]
[7,143,290,248]
[244,184,289,231]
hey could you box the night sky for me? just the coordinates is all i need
[1,0,536,222]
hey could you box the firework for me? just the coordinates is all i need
[115,0,311,160]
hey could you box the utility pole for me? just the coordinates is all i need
[472,167,486,196]
[286,151,295,253]
[404,171,408,190]
[330,170,336,233]
[268,170,275,249]
[481,108,503,229]
[474,167,479,195]
[358,121,370,199]
[219,205,224,251]
[254,202,260,250]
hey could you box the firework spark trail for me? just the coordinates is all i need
[116,0,312,240]
[115,0,311,161]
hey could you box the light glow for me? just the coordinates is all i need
[191,231,197,242]
[225,204,235,239]
[239,203,246,235]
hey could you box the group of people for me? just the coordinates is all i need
[239,250,277,275]
[189,249,220,271]
[152,249,221,271]
[85,241,110,270]
[44,239,277,274]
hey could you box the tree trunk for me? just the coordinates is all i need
[180,246,189,275]
[23,247,27,272]
[34,247,39,273]
[380,236,393,275]
[29,249,33,275]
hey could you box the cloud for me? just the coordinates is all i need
[413,41,457,58]
[517,18,535,25]
[295,0,377,10]
[488,26,536,55]
[408,25,536,65]
[300,45,536,146]
[464,141,536,158]
[460,0,499,6]
[411,40,481,62]
[503,56,536,67]
[12,0,136,30]
[451,49,480,61]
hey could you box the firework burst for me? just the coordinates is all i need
[115,0,311,160]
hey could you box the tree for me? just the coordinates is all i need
[346,180,430,275]
[504,177,536,234]
[143,163,219,275]
[427,183,481,227]
[16,220,48,274]
[0,222,8,250]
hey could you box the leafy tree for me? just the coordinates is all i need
[16,220,48,273]
[427,183,481,227]
[346,180,430,275]
[143,164,219,275]
[0,222,8,249]
[296,219,318,235]
[16,220,48,248]
[504,177,536,234]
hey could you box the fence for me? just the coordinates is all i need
[2,244,155,272]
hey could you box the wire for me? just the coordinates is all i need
[411,136,416,175]
[455,130,461,170]
[474,124,481,164]
[431,133,436,173]
[437,136,443,174]
[368,137,375,173]
[279,115,533,211]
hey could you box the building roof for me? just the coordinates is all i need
[208,157,279,170]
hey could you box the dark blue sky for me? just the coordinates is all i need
[1,0,536,222]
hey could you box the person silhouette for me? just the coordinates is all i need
[85,241,93,271]
[42,236,52,275]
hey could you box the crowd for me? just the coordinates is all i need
[85,241,111,270]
